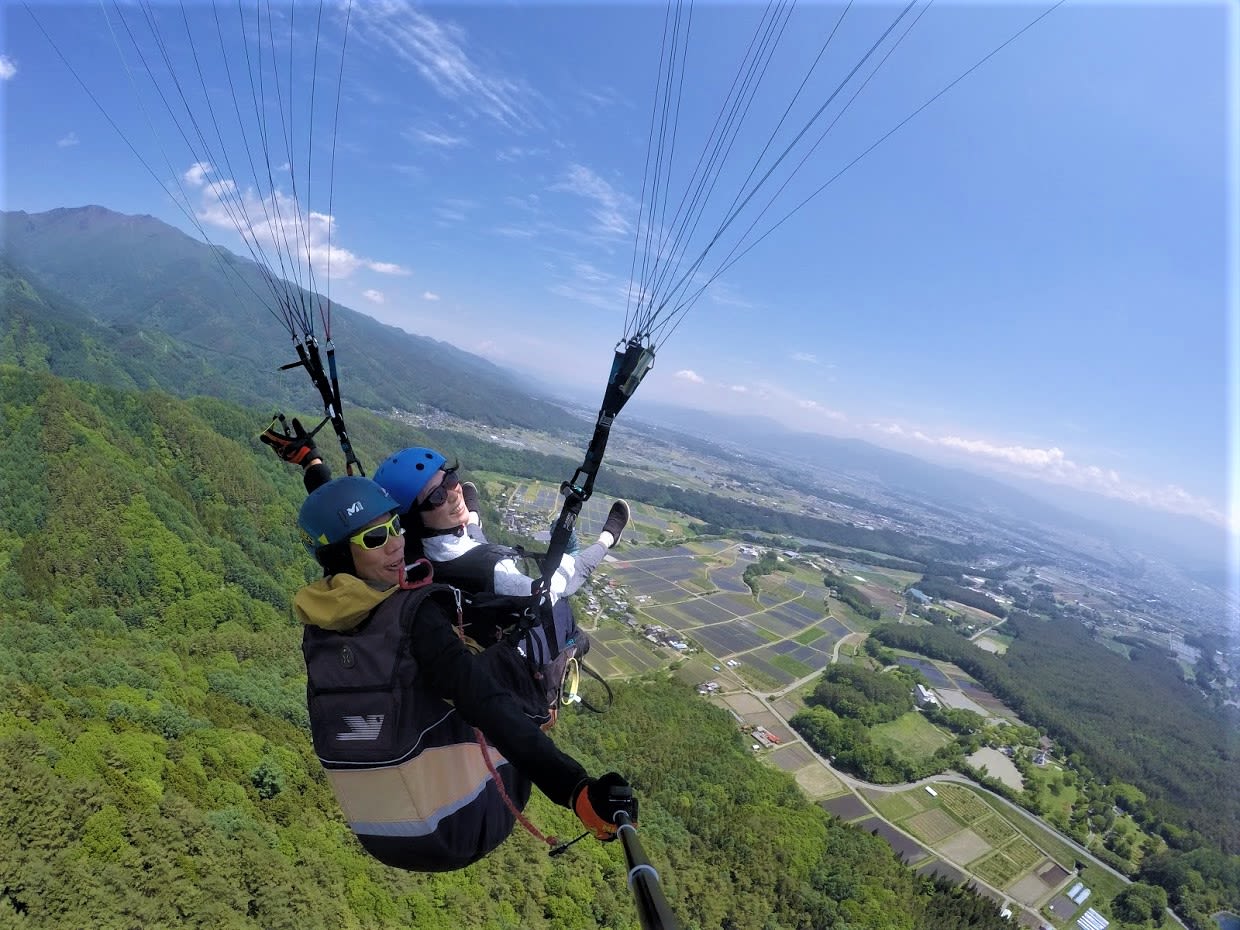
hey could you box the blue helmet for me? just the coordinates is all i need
[298,476,398,556]
[374,447,447,513]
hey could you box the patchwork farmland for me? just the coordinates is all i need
[584,540,860,689]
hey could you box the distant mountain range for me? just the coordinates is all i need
[628,402,1229,577]
[1,205,1226,579]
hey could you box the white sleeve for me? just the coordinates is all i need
[491,554,576,601]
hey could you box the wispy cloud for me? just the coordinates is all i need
[494,225,539,240]
[362,289,385,304]
[546,254,631,312]
[869,421,1226,526]
[791,351,817,364]
[434,199,477,224]
[409,127,467,148]
[184,162,410,278]
[422,291,440,301]
[576,86,626,111]
[0,56,16,81]
[496,146,548,163]
[551,164,633,239]
[57,132,80,148]
[706,283,755,309]
[675,369,704,384]
[350,3,538,130]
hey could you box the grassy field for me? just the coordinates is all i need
[845,567,922,591]
[826,596,875,632]
[869,713,952,762]
[1076,863,1129,913]
[753,625,781,643]
[974,632,1012,655]
[868,790,928,823]
[943,600,1006,625]
[734,662,783,692]
[771,654,815,678]
[1021,763,1078,823]
[794,626,829,646]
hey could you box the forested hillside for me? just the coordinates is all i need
[1,207,582,431]
[0,367,1016,928]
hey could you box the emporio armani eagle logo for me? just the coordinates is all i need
[336,714,384,741]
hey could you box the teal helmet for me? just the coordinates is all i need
[374,447,447,513]
[298,476,398,557]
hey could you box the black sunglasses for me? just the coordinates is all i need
[418,467,461,512]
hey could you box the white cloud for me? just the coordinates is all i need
[422,291,440,301]
[184,162,410,278]
[350,3,538,129]
[552,164,633,238]
[410,128,467,148]
[675,369,704,384]
[730,384,748,393]
[57,132,79,148]
[362,289,385,304]
[871,422,906,436]
[367,261,409,275]
[0,56,16,81]
[876,425,1226,526]
[791,352,817,364]
[936,435,1068,469]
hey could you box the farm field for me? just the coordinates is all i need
[584,626,665,678]
[869,713,952,763]
[974,632,1012,654]
[863,782,1072,909]
[503,483,1130,921]
[827,595,881,632]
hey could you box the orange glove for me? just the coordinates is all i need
[572,772,637,841]
[260,415,317,466]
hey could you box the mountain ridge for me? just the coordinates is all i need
[2,206,585,432]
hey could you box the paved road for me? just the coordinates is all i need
[745,687,1192,930]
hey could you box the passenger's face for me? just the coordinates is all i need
[417,468,467,532]
[349,513,406,586]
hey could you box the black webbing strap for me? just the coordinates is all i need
[536,338,655,602]
[279,336,364,475]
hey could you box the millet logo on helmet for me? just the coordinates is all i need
[343,500,365,518]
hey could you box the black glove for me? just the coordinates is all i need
[260,415,318,466]
[573,772,637,840]
[460,480,480,515]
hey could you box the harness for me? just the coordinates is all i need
[429,544,607,712]
[301,582,550,871]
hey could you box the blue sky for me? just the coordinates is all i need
[2,1,1236,534]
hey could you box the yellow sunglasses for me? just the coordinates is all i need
[349,514,404,550]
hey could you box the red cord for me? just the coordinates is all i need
[450,594,558,848]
